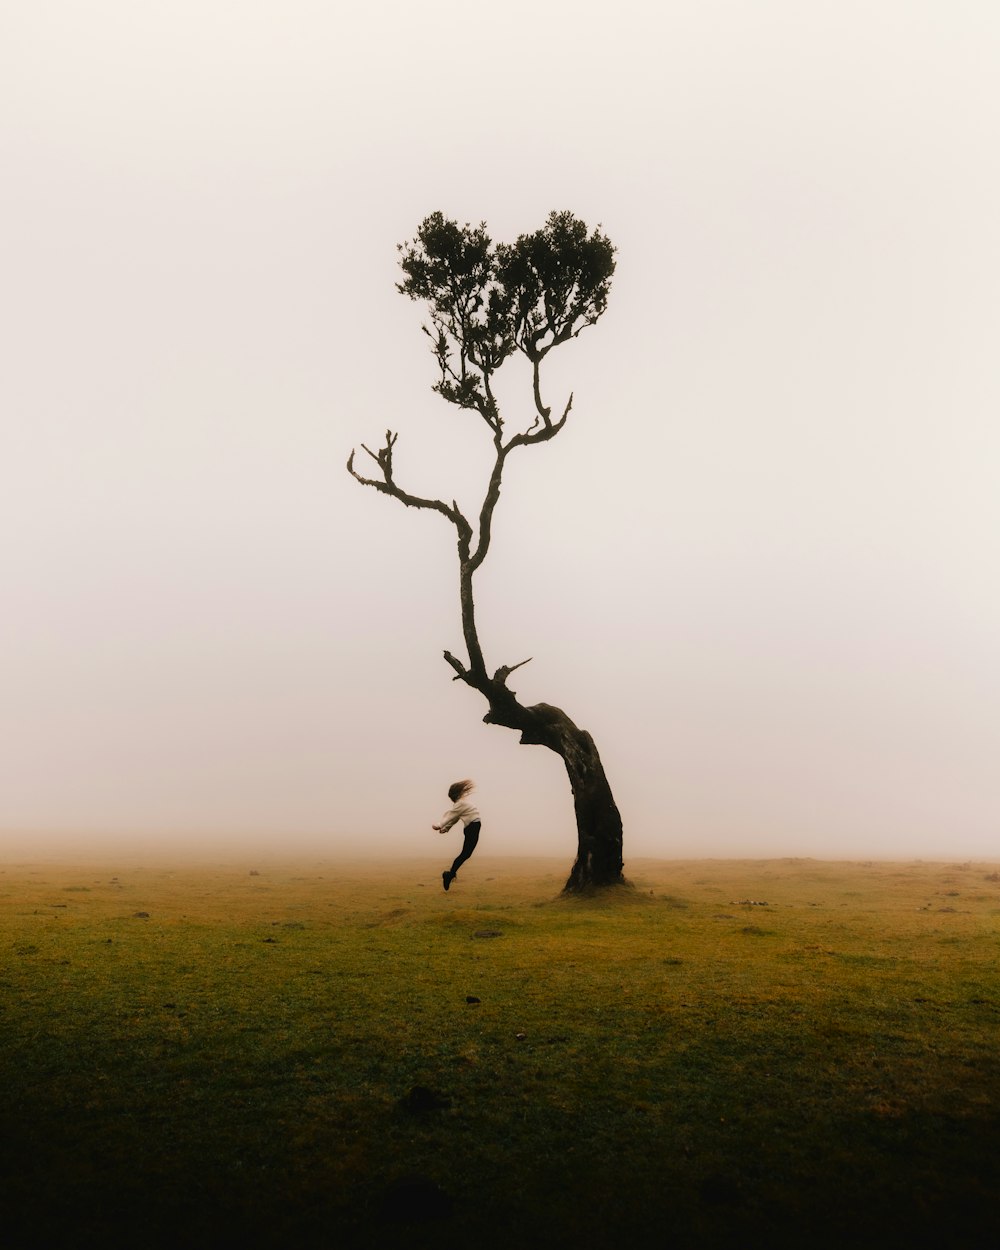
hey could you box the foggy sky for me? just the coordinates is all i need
[3,1,999,862]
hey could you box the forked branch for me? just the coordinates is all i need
[347,429,473,549]
[506,390,573,451]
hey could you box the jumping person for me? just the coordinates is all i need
[432,779,481,891]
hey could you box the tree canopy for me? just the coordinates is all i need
[396,210,615,431]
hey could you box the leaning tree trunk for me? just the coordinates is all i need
[471,679,625,891]
[513,703,624,892]
[558,724,625,891]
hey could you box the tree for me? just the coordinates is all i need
[348,211,624,890]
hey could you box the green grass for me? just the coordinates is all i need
[2,855,999,1248]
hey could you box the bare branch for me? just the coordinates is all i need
[531,359,551,427]
[347,432,473,548]
[468,445,506,573]
[443,650,472,682]
[494,657,532,684]
[550,391,573,435]
[468,377,572,575]
[505,392,573,452]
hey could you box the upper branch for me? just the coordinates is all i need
[470,374,572,572]
[504,391,573,453]
[468,438,506,572]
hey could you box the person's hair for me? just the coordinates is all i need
[448,778,474,803]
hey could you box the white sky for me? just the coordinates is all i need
[3,0,999,862]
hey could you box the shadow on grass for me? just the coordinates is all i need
[2,1105,997,1249]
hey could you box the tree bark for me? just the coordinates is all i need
[558,725,626,892]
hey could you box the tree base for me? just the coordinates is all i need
[562,854,628,894]
[558,876,636,900]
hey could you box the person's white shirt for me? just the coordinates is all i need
[437,800,480,833]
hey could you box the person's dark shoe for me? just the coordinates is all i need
[442,871,452,891]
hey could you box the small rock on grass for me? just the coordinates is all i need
[397,1085,452,1112]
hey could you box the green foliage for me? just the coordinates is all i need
[3,856,999,1247]
[498,210,616,361]
[396,210,616,421]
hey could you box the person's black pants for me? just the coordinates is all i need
[449,821,481,875]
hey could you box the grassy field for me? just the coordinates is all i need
[2,854,999,1248]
